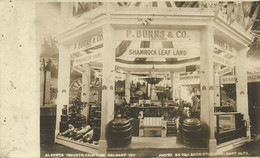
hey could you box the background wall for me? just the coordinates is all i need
[0,1,40,157]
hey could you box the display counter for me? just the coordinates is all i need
[214,112,246,144]
[128,105,178,118]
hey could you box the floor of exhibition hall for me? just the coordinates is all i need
[40,111,260,157]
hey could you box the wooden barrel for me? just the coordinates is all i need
[107,118,132,148]
[182,118,202,147]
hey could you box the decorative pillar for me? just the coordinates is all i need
[171,72,180,101]
[125,72,131,103]
[81,64,91,124]
[55,44,70,140]
[236,47,251,139]
[148,83,151,99]
[150,84,157,100]
[214,66,221,107]
[99,23,115,154]
[200,26,217,153]
[171,73,175,101]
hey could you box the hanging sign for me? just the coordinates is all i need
[116,29,200,42]
[220,76,236,84]
[73,65,85,74]
[247,73,260,83]
[125,48,188,58]
[213,54,235,67]
[95,71,125,80]
[74,51,102,66]
[72,33,103,53]
[217,67,233,76]
[220,73,260,84]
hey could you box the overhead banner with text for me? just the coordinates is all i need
[125,48,188,58]
[116,29,200,42]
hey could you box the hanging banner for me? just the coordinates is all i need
[116,29,200,42]
[72,33,103,53]
[125,48,188,58]
[213,54,235,67]
[73,51,102,66]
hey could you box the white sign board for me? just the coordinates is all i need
[95,71,125,80]
[179,74,200,80]
[73,65,85,74]
[116,29,200,42]
[125,48,188,58]
[247,73,260,83]
[217,67,233,76]
[220,76,236,84]
[214,37,233,52]
[74,51,102,66]
[220,73,260,84]
[179,73,200,85]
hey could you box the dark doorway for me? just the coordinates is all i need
[248,82,260,138]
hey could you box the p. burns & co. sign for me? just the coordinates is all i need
[116,29,200,41]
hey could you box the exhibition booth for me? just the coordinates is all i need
[54,2,254,155]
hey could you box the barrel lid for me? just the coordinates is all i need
[112,118,130,125]
[183,118,200,125]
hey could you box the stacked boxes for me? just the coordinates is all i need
[60,105,68,133]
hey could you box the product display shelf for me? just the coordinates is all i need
[56,135,99,153]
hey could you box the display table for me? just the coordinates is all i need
[129,106,178,118]
[214,112,246,144]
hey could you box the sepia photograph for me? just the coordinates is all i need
[1,1,260,157]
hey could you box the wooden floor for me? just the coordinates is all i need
[108,137,208,157]
[123,136,185,149]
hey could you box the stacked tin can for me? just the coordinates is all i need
[60,105,68,133]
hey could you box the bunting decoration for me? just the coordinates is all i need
[236,2,245,26]
[226,2,234,23]
[242,2,252,18]
[246,4,259,30]
[211,1,260,31]
[70,1,260,36]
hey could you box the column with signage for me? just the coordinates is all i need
[236,47,251,138]
[55,44,71,140]
[200,26,217,152]
[99,23,115,154]
[81,64,91,123]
